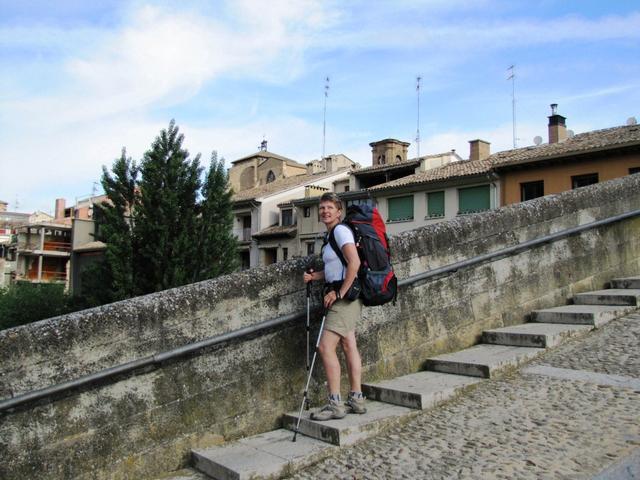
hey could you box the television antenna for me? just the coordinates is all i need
[507,65,517,148]
[322,76,330,163]
[533,136,542,146]
[416,76,422,160]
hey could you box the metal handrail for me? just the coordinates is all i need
[399,208,640,287]
[1,207,639,413]
[0,311,305,413]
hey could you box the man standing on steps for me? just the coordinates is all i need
[303,192,367,420]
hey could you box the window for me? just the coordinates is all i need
[306,242,315,255]
[263,248,277,265]
[427,191,445,218]
[266,170,276,183]
[388,195,414,222]
[571,173,598,189]
[378,155,386,165]
[458,185,490,214]
[240,251,250,270]
[346,198,373,208]
[630,167,640,175]
[520,180,544,202]
[241,216,252,241]
[303,206,311,218]
[282,209,293,226]
[282,248,288,261]
[344,186,350,192]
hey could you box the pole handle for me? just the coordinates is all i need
[305,267,313,296]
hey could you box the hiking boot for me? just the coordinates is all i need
[345,394,367,414]
[310,400,346,421]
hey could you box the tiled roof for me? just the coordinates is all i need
[252,225,297,239]
[231,150,306,169]
[490,124,640,168]
[368,124,640,191]
[354,159,420,175]
[368,158,493,191]
[232,168,349,202]
[74,241,106,252]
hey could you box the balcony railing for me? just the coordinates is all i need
[242,228,252,242]
[19,270,67,282]
[18,241,71,253]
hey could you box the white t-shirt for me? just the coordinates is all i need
[323,224,355,283]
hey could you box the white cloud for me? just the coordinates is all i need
[2,1,639,213]
[0,1,335,211]
[319,10,640,52]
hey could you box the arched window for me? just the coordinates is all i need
[266,170,276,183]
[378,155,386,165]
[395,155,402,163]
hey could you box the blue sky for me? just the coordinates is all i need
[1,0,639,213]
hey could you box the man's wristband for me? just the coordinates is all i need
[335,290,342,300]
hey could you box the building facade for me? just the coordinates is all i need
[492,106,640,205]
[231,147,357,268]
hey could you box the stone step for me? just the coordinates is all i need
[610,276,640,289]
[281,400,416,446]
[573,289,640,306]
[192,429,335,480]
[424,344,544,379]
[482,322,593,348]
[362,371,483,410]
[154,468,211,480]
[530,304,633,327]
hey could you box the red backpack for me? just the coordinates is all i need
[326,204,398,306]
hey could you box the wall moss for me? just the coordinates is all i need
[1,175,639,479]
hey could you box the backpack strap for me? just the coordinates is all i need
[328,225,348,267]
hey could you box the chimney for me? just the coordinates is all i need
[469,139,491,161]
[548,103,567,144]
[55,198,66,220]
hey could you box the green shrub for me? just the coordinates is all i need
[0,282,74,330]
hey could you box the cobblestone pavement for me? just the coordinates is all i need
[290,313,640,480]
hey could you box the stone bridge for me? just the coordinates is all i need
[1,174,639,480]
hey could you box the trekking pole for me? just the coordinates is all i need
[304,267,312,410]
[292,307,328,442]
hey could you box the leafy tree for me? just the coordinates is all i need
[135,120,202,293]
[92,148,139,300]
[193,151,239,281]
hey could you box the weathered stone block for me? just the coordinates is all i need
[1,174,639,479]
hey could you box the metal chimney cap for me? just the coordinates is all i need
[550,103,558,115]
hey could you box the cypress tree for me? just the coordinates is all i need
[194,151,239,281]
[135,120,202,293]
[91,148,138,301]
[79,121,240,306]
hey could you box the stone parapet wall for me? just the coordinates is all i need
[1,174,639,479]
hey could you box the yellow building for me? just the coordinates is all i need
[492,106,640,205]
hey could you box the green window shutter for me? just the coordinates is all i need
[388,195,414,221]
[458,185,490,214]
[427,191,445,217]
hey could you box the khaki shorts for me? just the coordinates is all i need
[324,298,363,337]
